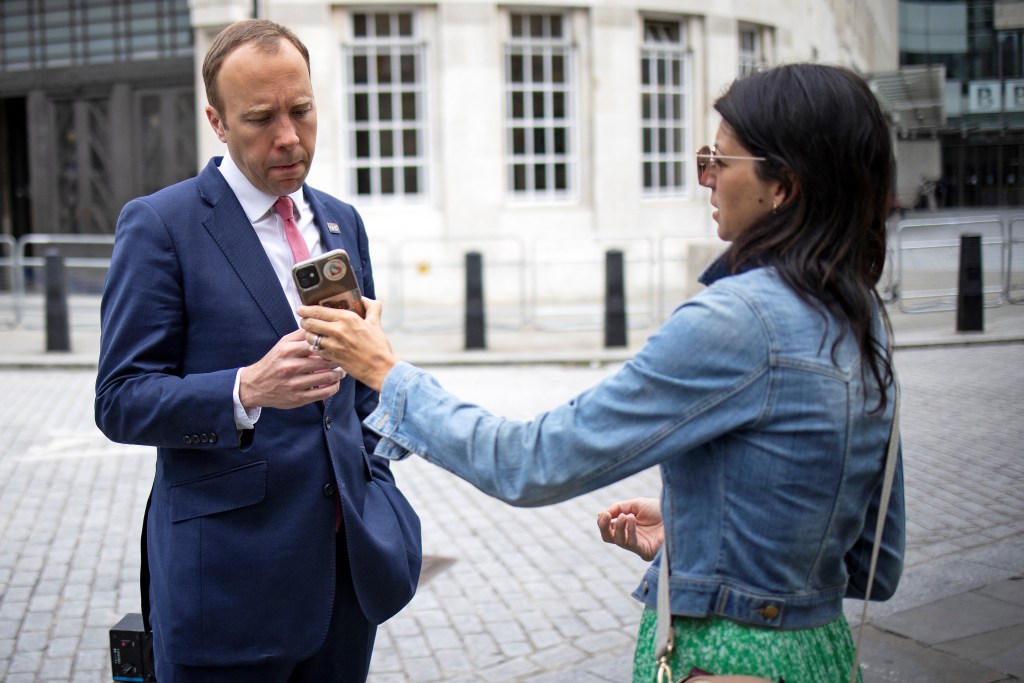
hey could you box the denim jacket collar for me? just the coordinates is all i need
[698,251,762,287]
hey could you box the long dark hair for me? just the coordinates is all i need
[714,64,894,409]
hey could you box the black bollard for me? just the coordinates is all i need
[956,234,984,332]
[604,249,627,348]
[45,248,72,352]
[465,251,486,350]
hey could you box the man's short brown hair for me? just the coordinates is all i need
[202,19,311,115]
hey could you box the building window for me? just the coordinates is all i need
[738,25,764,77]
[641,19,690,196]
[345,11,427,199]
[0,0,192,71]
[504,12,576,200]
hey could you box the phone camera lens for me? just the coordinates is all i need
[298,266,320,289]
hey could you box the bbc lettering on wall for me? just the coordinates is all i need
[1006,80,1024,112]
[969,81,1001,113]
[968,79,1024,112]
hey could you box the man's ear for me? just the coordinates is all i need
[205,105,228,144]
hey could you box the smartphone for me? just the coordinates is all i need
[291,249,366,318]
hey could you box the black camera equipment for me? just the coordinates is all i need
[110,613,156,682]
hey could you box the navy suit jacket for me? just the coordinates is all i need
[95,158,421,666]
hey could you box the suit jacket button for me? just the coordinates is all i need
[183,435,192,445]
[200,433,208,443]
[325,417,333,430]
[323,483,336,497]
[209,432,217,444]
[642,580,650,595]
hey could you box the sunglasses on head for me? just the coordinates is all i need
[695,145,766,182]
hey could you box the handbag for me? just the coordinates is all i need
[655,378,901,683]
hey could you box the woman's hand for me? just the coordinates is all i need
[596,497,664,562]
[298,298,398,392]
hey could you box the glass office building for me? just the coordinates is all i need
[0,0,196,238]
[901,0,1024,206]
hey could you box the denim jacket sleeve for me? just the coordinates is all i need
[362,285,773,507]
[844,441,906,600]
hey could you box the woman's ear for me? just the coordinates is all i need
[773,172,799,210]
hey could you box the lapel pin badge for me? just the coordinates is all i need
[327,222,340,234]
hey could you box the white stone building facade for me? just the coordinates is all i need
[191,0,898,329]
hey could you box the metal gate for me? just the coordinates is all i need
[31,85,196,237]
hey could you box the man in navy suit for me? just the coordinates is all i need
[95,19,421,682]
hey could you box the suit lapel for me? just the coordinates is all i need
[197,160,298,338]
[305,188,350,254]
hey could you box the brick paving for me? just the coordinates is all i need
[0,341,1021,682]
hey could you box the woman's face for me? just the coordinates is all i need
[699,123,783,242]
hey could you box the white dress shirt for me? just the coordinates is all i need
[217,154,324,429]
[218,154,323,319]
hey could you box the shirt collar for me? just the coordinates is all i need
[217,154,304,222]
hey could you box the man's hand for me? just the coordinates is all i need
[238,329,344,410]
[596,497,664,562]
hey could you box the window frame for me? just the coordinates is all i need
[640,17,691,198]
[503,10,578,202]
[342,9,429,202]
[738,24,765,78]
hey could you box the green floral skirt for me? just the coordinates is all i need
[631,607,863,683]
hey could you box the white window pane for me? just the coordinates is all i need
[640,18,690,197]
[505,13,576,201]
[345,11,427,201]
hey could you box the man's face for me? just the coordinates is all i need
[205,40,317,196]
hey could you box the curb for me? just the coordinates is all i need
[2,335,1024,371]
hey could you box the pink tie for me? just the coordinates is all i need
[276,196,341,531]
[274,196,310,263]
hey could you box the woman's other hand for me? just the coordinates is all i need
[596,497,664,562]
[298,298,398,392]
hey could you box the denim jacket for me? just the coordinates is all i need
[365,261,905,629]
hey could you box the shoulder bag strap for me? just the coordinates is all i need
[655,536,673,682]
[849,374,901,683]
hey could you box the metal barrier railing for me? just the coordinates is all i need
[2,218,1018,335]
[893,215,1007,313]
[528,235,659,331]
[655,235,693,319]
[0,234,17,328]
[390,236,529,333]
[1010,215,1024,305]
[14,234,116,327]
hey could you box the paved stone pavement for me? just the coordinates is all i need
[0,310,1022,682]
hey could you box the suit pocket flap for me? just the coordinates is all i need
[170,461,267,522]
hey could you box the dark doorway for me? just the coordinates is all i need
[941,132,1024,207]
[1,97,31,239]
[24,82,196,237]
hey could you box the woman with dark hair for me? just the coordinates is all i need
[299,63,905,682]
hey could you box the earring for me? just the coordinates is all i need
[772,201,778,213]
